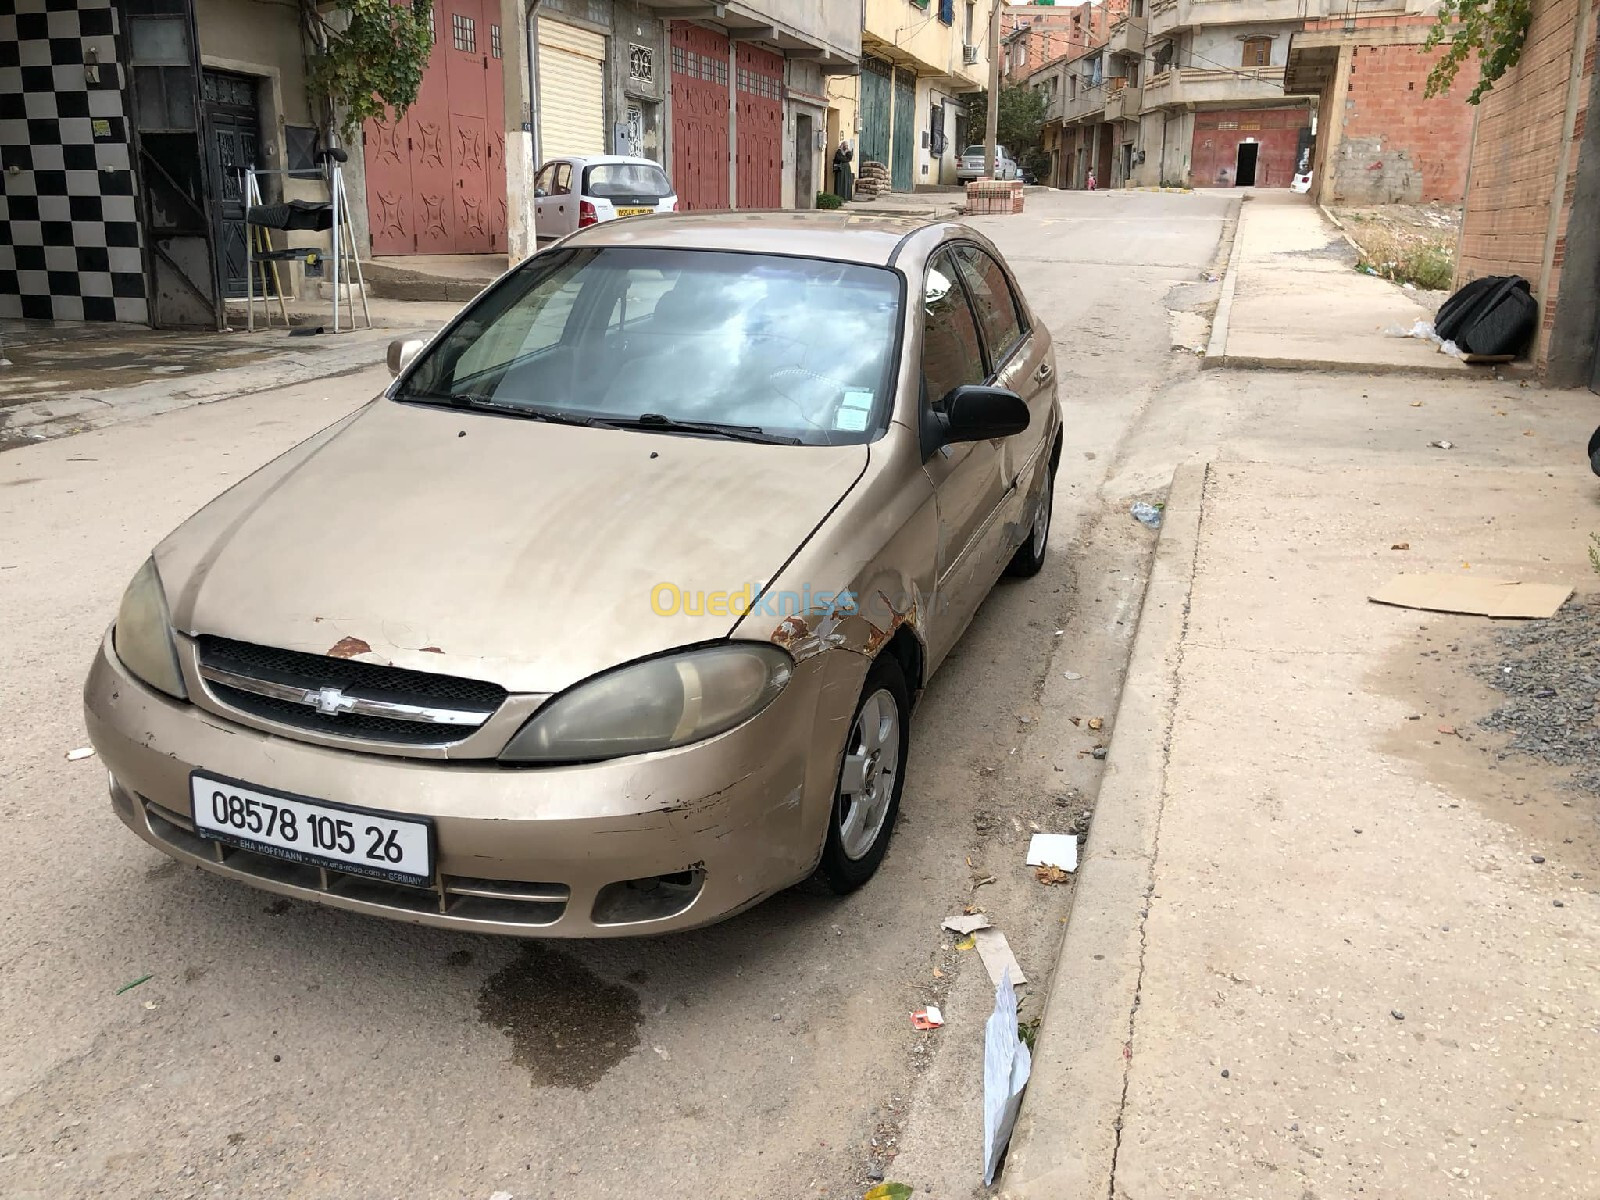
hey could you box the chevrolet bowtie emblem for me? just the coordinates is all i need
[312,686,358,716]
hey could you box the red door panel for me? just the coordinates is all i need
[670,24,730,212]
[363,0,504,255]
[735,43,782,210]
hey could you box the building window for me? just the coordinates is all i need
[1241,36,1271,67]
[940,0,954,23]
[490,23,501,58]
[452,13,475,53]
[629,44,654,84]
[965,1,975,44]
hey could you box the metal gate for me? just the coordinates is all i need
[670,24,730,211]
[538,18,606,158]
[892,67,916,191]
[363,0,504,255]
[202,70,261,298]
[860,57,891,167]
[736,43,783,210]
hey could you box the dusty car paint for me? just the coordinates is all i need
[84,212,1061,937]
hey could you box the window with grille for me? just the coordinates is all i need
[490,23,501,58]
[1241,36,1271,67]
[453,13,475,54]
[629,44,653,83]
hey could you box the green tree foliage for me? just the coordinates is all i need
[301,0,435,140]
[968,84,1050,163]
[1423,0,1533,104]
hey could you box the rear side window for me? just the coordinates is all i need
[921,252,987,408]
[952,244,1026,366]
[585,162,672,199]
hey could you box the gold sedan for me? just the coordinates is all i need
[85,212,1062,936]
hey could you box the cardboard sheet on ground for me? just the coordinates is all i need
[1026,833,1079,873]
[973,927,1027,987]
[1369,573,1572,620]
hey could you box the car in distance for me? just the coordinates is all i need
[534,154,677,240]
[85,212,1063,938]
[957,144,1021,183]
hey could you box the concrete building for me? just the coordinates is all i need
[1001,0,1120,81]
[1284,11,1476,206]
[1039,11,1119,189]
[2,0,345,327]
[825,0,994,192]
[1126,0,1316,188]
[1453,0,1599,385]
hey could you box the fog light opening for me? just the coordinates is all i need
[591,868,706,926]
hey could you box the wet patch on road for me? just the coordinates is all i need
[476,945,642,1089]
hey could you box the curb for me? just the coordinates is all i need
[1204,206,1244,360]
[999,462,1209,1200]
[1198,354,1481,379]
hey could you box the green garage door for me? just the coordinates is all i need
[892,68,916,191]
[860,57,891,167]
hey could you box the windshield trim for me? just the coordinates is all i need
[387,244,909,448]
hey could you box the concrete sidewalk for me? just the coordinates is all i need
[0,297,460,447]
[1207,192,1475,376]
[1004,454,1600,1197]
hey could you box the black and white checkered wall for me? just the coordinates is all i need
[0,0,149,323]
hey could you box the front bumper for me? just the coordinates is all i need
[86,633,867,937]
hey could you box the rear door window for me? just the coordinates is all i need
[951,244,1026,368]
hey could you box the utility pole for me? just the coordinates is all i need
[503,0,537,263]
[984,0,1002,178]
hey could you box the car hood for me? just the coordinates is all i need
[158,400,869,693]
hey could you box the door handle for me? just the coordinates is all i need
[1034,363,1054,382]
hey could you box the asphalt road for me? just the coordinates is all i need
[0,190,1234,1200]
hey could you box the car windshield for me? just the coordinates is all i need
[398,247,903,446]
[585,162,672,199]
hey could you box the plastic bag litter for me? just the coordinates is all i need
[983,968,1032,1185]
[1130,502,1163,529]
[1382,320,1465,359]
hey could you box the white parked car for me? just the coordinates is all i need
[534,155,678,240]
[957,144,1020,183]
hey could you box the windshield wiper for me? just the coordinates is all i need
[398,389,615,429]
[606,413,803,445]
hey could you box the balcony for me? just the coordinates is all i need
[1057,86,1107,125]
[1104,82,1144,121]
[1140,65,1287,108]
[1145,0,1405,37]
[1107,16,1147,58]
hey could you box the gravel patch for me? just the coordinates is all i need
[1474,595,1600,793]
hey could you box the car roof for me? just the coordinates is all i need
[542,154,667,170]
[554,211,954,267]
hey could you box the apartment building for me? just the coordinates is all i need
[1001,0,1121,81]
[826,0,993,192]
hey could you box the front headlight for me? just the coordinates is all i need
[500,643,793,763]
[112,557,187,700]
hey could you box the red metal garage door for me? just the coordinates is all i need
[364,0,505,255]
[670,24,730,211]
[736,44,783,210]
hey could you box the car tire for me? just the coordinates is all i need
[816,654,911,894]
[1006,462,1055,578]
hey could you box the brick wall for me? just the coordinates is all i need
[1456,0,1599,372]
[1337,30,1476,202]
[1190,106,1311,188]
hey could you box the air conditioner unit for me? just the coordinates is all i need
[962,44,979,65]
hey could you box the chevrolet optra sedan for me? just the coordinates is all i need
[86,213,1062,937]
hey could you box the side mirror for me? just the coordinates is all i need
[387,337,425,378]
[940,385,1031,444]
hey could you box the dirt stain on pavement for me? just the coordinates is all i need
[476,945,642,1089]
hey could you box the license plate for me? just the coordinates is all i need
[190,771,434,887]
[616,206,653,217]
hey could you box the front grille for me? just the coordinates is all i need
[196,634,507,746]
[140,796,568,926]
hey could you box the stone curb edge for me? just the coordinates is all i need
[998,462,1210,1200]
